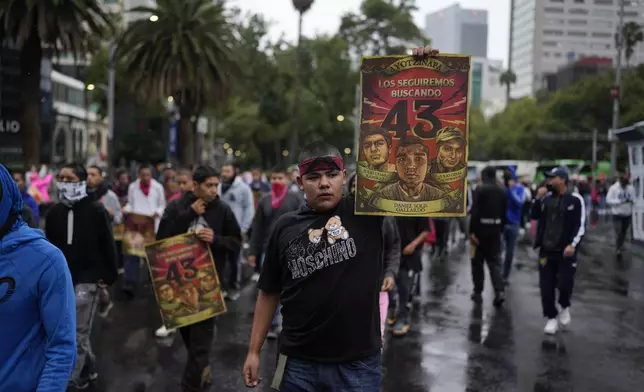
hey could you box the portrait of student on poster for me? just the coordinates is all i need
[355,53,471,217]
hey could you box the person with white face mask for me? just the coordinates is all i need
[45,163,118,390]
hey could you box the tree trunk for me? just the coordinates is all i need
[178,108,195,166]
[505,83,511,105]
[20,29,42,168]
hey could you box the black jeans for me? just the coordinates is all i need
[613,215,632,251]
[538,253,577,319]
[434,219,449,256]
[227,249,241,290]
[389,267,413,323]
[179,318,216,392]
[471,241,504,294]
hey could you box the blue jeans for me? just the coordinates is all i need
[123,255,141,285]
[502,224,520,280]
[279,354,382,392]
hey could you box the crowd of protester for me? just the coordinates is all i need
[0,150,632,391]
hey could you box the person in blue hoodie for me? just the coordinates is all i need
[0,164,76,392]
[502,167,529,283]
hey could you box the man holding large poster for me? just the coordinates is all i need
[156,165,241,392]
[355,50,471,217]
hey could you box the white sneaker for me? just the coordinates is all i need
[558,307,571,327]
[544,318,559,335]
[251,273,260,282]
[155,325,176,338]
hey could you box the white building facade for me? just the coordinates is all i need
[122,0,157,24]
[471,57,507,118]
[51,70,108,164]
[425,4,488,57]
[510,0,644,99]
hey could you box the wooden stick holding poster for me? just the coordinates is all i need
[145,233,226,329]
[122,213,156,257]
[355,54,471,217]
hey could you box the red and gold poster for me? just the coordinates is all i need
[122,213,156,257]
[355,54,471,217]
[145,233,226,329]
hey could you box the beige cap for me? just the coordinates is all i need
[436,126,466,146]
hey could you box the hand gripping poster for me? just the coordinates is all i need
[145,233,227,329]
[122,213,156,257]
[355,54,471,217]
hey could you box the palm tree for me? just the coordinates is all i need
[118,0,238,165]
[621,21,644,68]
[0,0,112,167]
[499,69,517,104]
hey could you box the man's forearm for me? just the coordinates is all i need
[411,231,429,248]
[248,291,280,355]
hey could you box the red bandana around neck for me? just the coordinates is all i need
[271,182,288,209]
[298,156,344,176]
[140,180,151,196]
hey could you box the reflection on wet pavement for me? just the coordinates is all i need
[92,227,644,392]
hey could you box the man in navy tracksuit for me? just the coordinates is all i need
[531,167,585,335]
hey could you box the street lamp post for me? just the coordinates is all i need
[107,41,116,177]
[610,0,626,178]
[291,0,314,164]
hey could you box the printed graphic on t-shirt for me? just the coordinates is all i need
[618,191,632,201]
[288,215,356,280]
[188,216,210,233]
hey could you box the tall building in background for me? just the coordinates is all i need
[510,0,644,99]
[425,4,488,57]
[471,57,507,118]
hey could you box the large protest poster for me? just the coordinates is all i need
[355,54,471,217]
[145,233,226,329]
[122,213,156,257]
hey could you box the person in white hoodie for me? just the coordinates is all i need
[218,162,254,300]
[606,174,635,255]
[122,164,166,296]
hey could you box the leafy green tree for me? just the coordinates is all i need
[621,21,644,68]
[499,69,516,104]
[216,16,358,167]
[118,0,238,165]
[0,0,112,166]
[338,0,428,56]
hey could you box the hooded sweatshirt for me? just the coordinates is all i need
[157,191,242,275]
[250,189,305,257]
[504,167,526,225]
[0,164,76,392]
[218,176,255,232]
[45,188,118,286]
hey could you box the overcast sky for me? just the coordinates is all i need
[233,0,510,65]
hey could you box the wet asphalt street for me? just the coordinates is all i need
[89,223,644,392]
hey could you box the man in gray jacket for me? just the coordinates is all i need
[219,162,255,300]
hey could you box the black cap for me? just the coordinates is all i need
[544,167,569,181]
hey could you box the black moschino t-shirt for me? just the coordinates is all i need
[258,194,384,362]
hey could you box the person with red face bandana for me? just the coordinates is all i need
[248,165,304,338]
